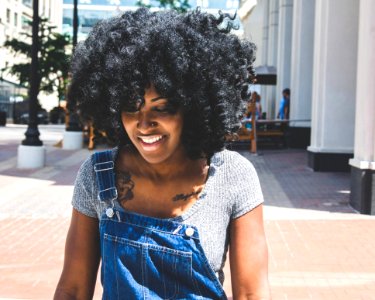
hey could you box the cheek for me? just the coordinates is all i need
[171,115,184,137]
[174,128,184,146]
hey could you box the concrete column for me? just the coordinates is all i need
[307,0,359,172]
[260,0,269,111]
[261,0,270,65]
[264,0,279,119]
[276,0,293,119]
[349,0,375,215]
[288,0,315,148]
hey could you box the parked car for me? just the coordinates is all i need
[19,110,49,125]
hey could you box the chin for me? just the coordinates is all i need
[139,152,173,165]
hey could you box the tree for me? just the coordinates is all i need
[2,17,71,107]
[136,0,191,13]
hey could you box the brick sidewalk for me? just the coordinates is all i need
[1,125,374,299]
[243,150,375,300]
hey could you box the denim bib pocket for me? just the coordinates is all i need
[103,233,193,299]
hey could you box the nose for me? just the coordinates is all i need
[137,111,157,130]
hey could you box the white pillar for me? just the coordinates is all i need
[349,0,375,214]
[260,0,269,112]
[261,0,270,65]
[276,0,293,118]
[265,0,279,119]
[17,145,46,169]
[288,0,315,148]
[307,0,359,171]
[63,131,83,150]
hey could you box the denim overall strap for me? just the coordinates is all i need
[93,150,118,202]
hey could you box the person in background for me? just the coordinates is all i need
[252,91,262,120]
[277,88,290,120]
[242,91,262,130]
[54,8,270,300]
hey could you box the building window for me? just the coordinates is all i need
[6,9,11,23]
[21,14,32,31]
[62,8,119,39]
[22,0,32,8]
[14,13,18,27]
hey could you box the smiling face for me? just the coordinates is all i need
[121,85,185,165]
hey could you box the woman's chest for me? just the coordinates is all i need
[115,173,204,219]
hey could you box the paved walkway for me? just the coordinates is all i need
[1,125,374,299]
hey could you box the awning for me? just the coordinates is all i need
[254,65,277,85]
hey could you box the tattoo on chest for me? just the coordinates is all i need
[172,189,202,202]
[116,170,135,203]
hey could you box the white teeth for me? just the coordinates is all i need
[139,135,163,144]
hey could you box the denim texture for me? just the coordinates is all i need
[93,151,227,300]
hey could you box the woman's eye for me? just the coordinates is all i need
[153,107,169,113]
[153,105,178,114]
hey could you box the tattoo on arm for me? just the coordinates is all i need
[172,189,202,202]
[116,170,135,203]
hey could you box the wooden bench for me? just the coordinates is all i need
[256,119,289,137]
[228,118,289,152]
[256,119,288,147]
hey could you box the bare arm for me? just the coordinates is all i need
[54,209,101,300]
[284,106,289,119]
[230,204,271,300]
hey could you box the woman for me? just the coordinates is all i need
[253,91,262,120]
[55,8,270,300]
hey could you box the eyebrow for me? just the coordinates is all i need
[151,96,168,102]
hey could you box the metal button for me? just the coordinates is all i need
[106,208,114,218]
[185,227,194,237]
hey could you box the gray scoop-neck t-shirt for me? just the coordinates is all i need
[72,148,264,284]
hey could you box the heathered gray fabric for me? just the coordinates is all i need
[72,148,264,284]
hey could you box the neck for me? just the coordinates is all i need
[124,145,207,181]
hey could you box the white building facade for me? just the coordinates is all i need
[0,0,63,115]
[1,0,63,77]
[241,0,375,215]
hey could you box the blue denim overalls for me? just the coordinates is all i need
[93,150,227,300]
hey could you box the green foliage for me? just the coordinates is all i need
[136,0,191,13]
[2,17,71,104]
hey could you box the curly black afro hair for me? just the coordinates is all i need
[68,8,256,159]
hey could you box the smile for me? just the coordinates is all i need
[138,135,165,145]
